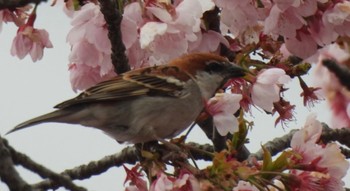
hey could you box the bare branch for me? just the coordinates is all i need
[249,129,298,160]
[0,136,32,191]
[0,0,46,10]
[33,146,139,190]
[321,123,350,148]
[249,124,350,160]
[98,0,130,74]
[32,142,215,190]
[3,137,87,191]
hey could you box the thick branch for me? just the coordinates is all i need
[321,123,350,148]
[0,136,32,191]
[0,0,46,10]
[98,0,130,74]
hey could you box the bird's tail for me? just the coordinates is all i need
[7,110,73,135]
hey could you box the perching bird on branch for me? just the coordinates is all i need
[7,53,246,143]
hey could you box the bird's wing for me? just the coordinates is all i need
[55,65,192,109]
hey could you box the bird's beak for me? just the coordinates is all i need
[228,63,248,78]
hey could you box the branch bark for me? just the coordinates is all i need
[98,0,130,74]
[4,140,87,191]
[0,136,32,191]
[0,0,46,10]
[249,124,350,160]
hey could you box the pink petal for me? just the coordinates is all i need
[256,68,288,84]
[29,42,44,62]
[69,40,101,67]
[251,83,280,112]
[285,32,318,59]
[140,22,167,49]
[214,114,239,136]
[11,33,32,59]
[147,7,172,23]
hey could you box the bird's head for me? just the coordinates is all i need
[169,53,246,99]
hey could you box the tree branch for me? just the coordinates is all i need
[249,124,350,160]
[0,136,32,191]
[98,0,130,74]
[3,140,87,191]
[33,146,139,190]
[32,142,216,190]
[321,123,350,148]
[0,0,46,10]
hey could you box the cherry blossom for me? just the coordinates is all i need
[232,181,259,191]
[11,25,53,62]
[150,172,200,191]
[251,68,291,112]
[66,2,115,91]
[139,0,217,65]
[150,173,174,191]
[206,93,242,136]
[215,0,270,39]
[0,6,31,31]
[290,114,349,190]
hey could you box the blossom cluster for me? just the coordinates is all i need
[123,114,349,191]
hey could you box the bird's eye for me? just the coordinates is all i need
[206,60,225,73]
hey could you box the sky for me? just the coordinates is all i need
[0,2,348,191]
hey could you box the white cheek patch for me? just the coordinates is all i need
[165,76,186,86]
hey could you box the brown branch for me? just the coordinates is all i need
[249,129,298,160]
[249,124,350,160]
[98,0,130,74]
[321,123,350,148]
[32,142,215,190]
[33,146,139,190]
[3,138,87,191]
[0,0,46,10]
[0,136,32,191]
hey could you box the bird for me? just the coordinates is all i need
[7,53,246,143]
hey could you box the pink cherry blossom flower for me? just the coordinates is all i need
[68,63,115,92]
[67,3,117,91]
[251,68,291,112]
[174,171,200,191]
[290,114,349,190]
[150,171,200,191]
[206,93,242,136]
[322,1,350,37]
[232,181,259,191]
[11,25,53,62]
[139,0,216,65]
[150,173,175,191]
[0,6,30,31]
[215,0,270,39]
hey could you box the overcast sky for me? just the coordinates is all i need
[0,2,348,190]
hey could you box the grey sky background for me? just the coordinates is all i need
[0,2,348,190]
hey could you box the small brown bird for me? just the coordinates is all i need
[8,53,245,143]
